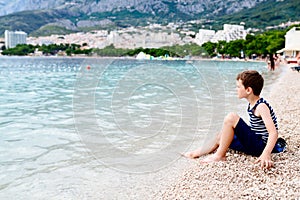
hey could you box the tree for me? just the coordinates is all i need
[265,31,285,54]
[2,44,35,55]
[226,39,245,58]
[216,41,227,56]
[202,42,217,57]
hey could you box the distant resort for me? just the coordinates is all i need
[1,23,249,50]
[1,22,300,63]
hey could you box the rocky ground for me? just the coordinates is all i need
[154,66,300,200]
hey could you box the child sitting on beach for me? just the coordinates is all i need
[184,70,286,169]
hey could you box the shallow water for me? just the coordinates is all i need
[0,57,282,199]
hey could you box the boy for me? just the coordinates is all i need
[184,70,286,169]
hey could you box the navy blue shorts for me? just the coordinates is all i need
[229,118,267,157]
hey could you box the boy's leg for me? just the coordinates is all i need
[184,134,220,158]
[230,118,266,156]
[201,112,240,163]
[184,112,240,159]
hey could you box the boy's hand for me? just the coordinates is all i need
[254,153,274,169]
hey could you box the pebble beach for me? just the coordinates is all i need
[155,66,300,199]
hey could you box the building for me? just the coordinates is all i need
[195,24,247,45]
[211,24,247,43]
[277,27,300,58]
[4,30,27,49]
[194,29,215,46]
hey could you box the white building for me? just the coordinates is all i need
[277,27,300,58]
[4,30,27,49]
[195,24,247,45]
[211,24,247,43]
[107,30,184,49]
[194,29,215,46]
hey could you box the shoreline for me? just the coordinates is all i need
[154,65,300,199]
[0,54,267,62]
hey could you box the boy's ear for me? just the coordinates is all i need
[246,87,252,94]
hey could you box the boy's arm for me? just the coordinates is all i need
[254,103,278,169]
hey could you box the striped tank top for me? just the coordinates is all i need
[247,98,278,142]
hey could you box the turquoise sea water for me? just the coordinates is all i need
[0,57,282,199]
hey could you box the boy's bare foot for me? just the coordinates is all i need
[200,154,226,164]
[182,152,199,159]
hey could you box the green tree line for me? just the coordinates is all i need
[201,29,286,59]
[2,43,92,56]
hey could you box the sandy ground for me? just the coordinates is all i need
[154,66,300,199]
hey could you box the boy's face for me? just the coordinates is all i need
[236,79,248,99]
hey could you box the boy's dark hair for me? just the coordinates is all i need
[236,70,264,96]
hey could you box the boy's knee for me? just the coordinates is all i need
[224,112,239,126]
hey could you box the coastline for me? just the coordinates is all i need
[154,65,300,199]
[0,54,267,62]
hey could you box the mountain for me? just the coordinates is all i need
[0,0,299,36]
[212,0,300,29]
[0,0,266,17]
[0,0,65,16]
